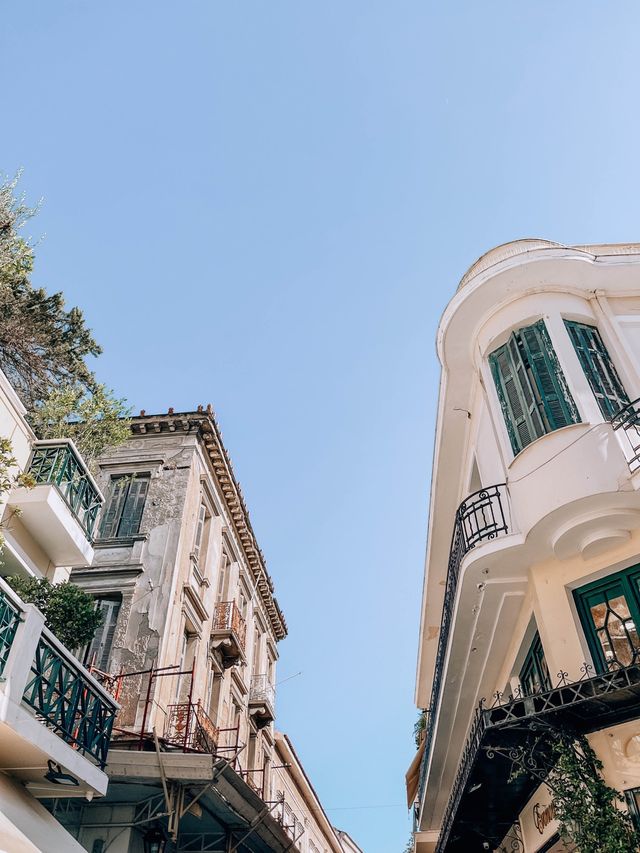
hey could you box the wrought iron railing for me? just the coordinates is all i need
[0,590,21,677]
[165,701,219,753]
[611,397,640,472]
[27,441,103,538]
[22,630,118,767]
[250,674,275,711]
[435,661,640,852]
[212,600,247,653]
[417,484,509,807]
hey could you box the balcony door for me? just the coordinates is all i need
[575,566,640,671]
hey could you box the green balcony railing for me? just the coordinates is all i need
[22,630,117,768]
[0,576,118,769]
[27,441,103,538]
[0,591,21,677]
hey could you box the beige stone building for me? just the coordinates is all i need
[409,240,640,852]
[38,407,360,853]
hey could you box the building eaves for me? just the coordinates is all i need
[130,408,287,641]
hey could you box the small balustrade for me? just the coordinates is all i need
[417,484,510,805]
[0,579,118,770]
[27,440,103,538]
[611,397,640,473]
[164,701,219,753]
[211,601,247,666]
[249,674,275,727]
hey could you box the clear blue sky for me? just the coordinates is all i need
[3,3,640,851]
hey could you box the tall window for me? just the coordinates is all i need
[575,566,640,671]
[193,503,208,562]
[565,320,630,419]
[489,320,580,455]
[100,474,149,539]
[83,596,121,671]
[519,631,551,696]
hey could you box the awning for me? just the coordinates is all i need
[406,738,426,808]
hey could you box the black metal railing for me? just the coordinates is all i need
[22,632,118,768]
[611,397,640,473]
[417,484,509,807]
[435,661,640,852]
[27,441,103,538]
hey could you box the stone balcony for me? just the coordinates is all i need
[211,601,247,667]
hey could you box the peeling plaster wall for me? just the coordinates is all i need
[73,422,280,766]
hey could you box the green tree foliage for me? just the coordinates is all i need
[414,709,427,748]
[6,574,102,650]
[30,383,131,463]
[0,173,101,409]
[549,732,639,853]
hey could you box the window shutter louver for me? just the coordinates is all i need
[520,320,579,429]
[490,320,579,455]
[565,320,630,419]
[100,478,129,538]
[85,597,121,671]
[119,477,149,537]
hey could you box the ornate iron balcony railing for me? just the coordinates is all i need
[213,600,247,653]
[611,397,640,472]
[27,440,104,538]
[250,674,276,710]
[417,484,509,808]
[165,701,219,753]
[22,629,117,768]
[436,662,640,852]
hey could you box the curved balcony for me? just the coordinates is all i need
[611,396,640,472]
[417,484,510,806]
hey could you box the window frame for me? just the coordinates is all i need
[83,595,122,672]
[489,319,580,456]
[519,630,552,696]
[99,473,150,539]
[575,564,640,672]
[565,319,630,420]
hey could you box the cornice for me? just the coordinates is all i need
[129,409,288,641]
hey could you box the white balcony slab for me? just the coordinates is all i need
[8,484,95,567]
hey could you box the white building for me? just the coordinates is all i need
[409,240,640,852]
[0,370,119,851]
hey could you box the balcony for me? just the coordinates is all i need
[418,484,509,807]
[249,674,275,728]
[164,701,219,753]
[8,440,104,567]
[211,601,247,667]
[436,662,640,852]
[0,576,119,798]
[611,397,640,473]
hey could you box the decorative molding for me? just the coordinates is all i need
[129,412,287,641]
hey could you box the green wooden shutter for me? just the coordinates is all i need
[565,320,630,419]
[490,336,545,454]
[85,597,121,671]
[118,477,149,537]
[519,320,580,429]
[100,477,128,538]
